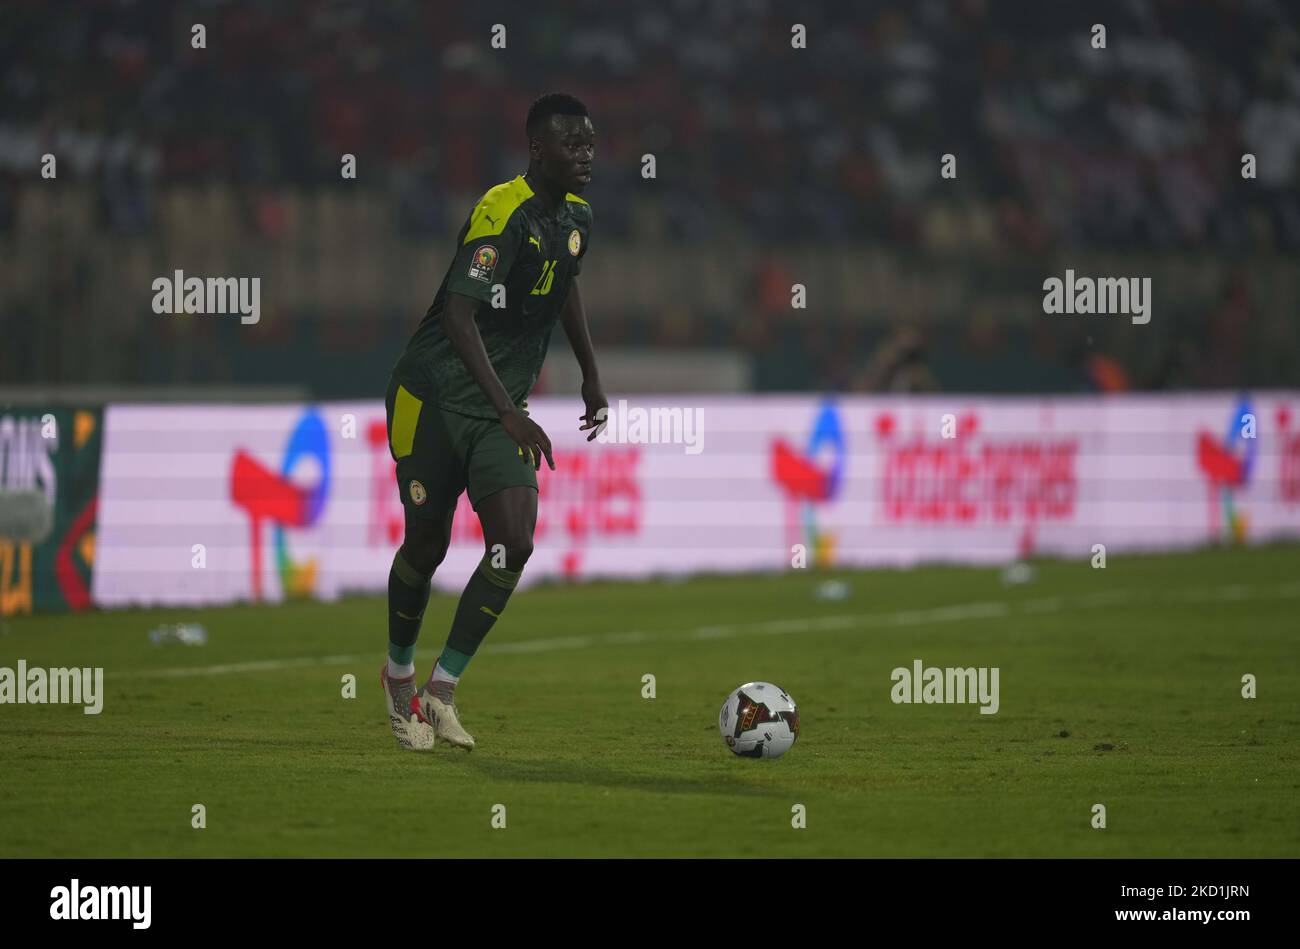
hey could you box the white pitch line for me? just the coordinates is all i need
[1021,597,1065,614]
[489,635,596,654]
[128,654,361,679]
[123,580,1299,680]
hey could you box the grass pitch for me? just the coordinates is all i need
[2,544,1298,857]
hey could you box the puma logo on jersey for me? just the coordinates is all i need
[528,234,541,250]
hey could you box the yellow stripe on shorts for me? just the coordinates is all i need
[390,384,422,459]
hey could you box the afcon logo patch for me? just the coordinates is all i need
[568,229,581,256]
[468,244,498,283]
[408,480,427,505]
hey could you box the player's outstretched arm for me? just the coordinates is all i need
[560,279,608,441]
[443,290,554,469]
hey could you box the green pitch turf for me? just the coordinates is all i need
[2,544,1298,857]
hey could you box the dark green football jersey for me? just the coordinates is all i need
[393,174,593,418]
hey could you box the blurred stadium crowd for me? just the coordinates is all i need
[2,0,1297,396]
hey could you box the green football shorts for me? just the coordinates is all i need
[384,375,538,516]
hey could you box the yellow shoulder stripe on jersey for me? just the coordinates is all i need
[565,192,590,206]
[463,175,535,244]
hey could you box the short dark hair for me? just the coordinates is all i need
[525,93,589,141]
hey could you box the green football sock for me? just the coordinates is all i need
[433,552,521,678]
[388,549,432,666]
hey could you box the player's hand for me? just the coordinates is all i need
[578,378,609,442]
[500,408,555,471]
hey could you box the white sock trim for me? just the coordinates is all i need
[430,662,460,686]
[387,657,416,679]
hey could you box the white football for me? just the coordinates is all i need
[718,682,800,759]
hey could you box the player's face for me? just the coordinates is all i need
[534,115,595,193]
